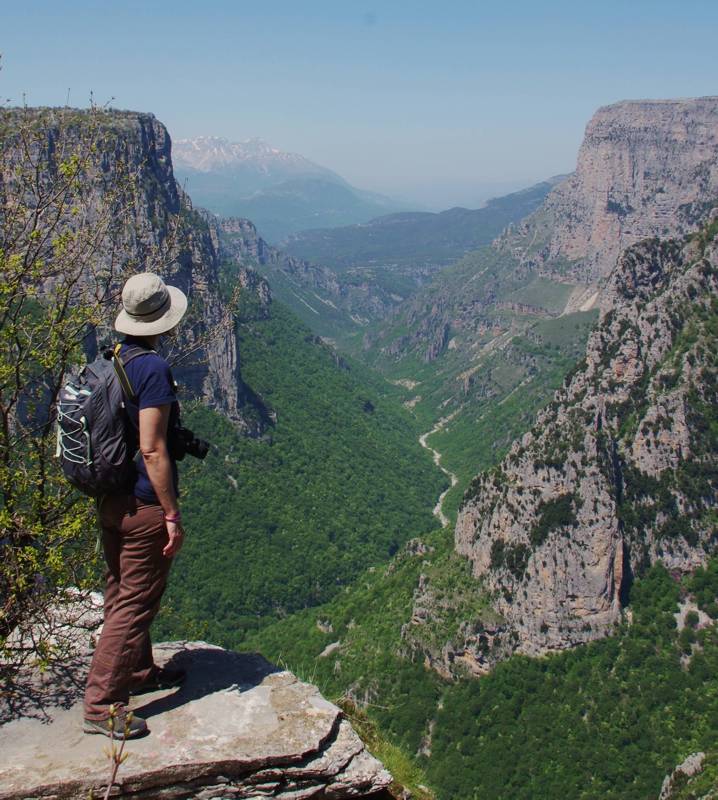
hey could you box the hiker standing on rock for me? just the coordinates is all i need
[83,273,189,738]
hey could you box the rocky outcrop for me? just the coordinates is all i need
[659,753,707,800]
[501,97,718,286]
[402,567,508,678]
[0,108,272,434]
[455,226,718,661]
[0,597,391,800]
[213,215,343,300]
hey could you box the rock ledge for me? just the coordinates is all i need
[0,640,391,799]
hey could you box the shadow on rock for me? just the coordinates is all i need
[0,654,89,725]
[0,643,281,726]
[132,644,281,720]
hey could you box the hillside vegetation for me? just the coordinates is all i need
[247,533,718,800]
[284,179,558,269]
[246,225,718,800]
[356,245,597,523]
[155,297,446,644]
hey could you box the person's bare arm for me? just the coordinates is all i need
[139,404,183,558]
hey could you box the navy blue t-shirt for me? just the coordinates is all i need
[120,338,180,504]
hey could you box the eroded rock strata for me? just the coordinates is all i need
[500,97,718,287]
[455,226,718,662]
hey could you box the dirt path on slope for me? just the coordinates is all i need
[419,413,459,527]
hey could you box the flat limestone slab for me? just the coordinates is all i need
[0,641,391,799]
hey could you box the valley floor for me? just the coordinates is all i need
[418,414,459,527]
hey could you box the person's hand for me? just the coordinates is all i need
[163,519,184,557]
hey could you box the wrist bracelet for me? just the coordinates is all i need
[164,512,181,523]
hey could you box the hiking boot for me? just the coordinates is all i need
[84,706,148,738]
[130,665,186,695]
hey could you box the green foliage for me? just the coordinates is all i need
[689,207,718,253]
[155,301,445,645]
[0,106,141,649]
[429,563,718,800]
[490,538,531,579]
[529,493,579,547]
[249,527,718,800]
[606,198,635,217]
[339,699,435,800]
[245,530,457,755]
[404,541,502,656]
[687,560,718,617]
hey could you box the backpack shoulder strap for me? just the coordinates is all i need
[112,343,155,400]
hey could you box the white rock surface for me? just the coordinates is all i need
[0,639,391,799]
[659,752,706,800]
[505,97,718,285]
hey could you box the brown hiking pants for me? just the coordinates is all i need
[83,495,173,720]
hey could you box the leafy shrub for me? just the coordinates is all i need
[529,494,578,547]
[490,538,530,579]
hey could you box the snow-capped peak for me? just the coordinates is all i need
[172,135,327,175]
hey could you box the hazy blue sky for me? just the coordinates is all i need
[3,1,717,208]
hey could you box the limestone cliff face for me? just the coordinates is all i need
[212,214,410,327]
[162,204,271,433]
[212,214,343,299]
[501,97,718,287]
[455,226,718,661]
[0,108,271,434]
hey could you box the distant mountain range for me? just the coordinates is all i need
[172,136,408,242]
[284,178,564,269]
[200,179,559,348]
[173,136,341,190]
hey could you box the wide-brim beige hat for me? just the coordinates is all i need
[115,272,188,336]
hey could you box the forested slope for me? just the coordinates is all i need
[247,530,718,800]
[245,222,718,800]
[155,296,446,645]
[360,246,598,522]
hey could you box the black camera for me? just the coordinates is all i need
[170,425,210,461]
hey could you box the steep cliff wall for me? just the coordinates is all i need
[213,214,343,298]
[455,223,718,661]
[0,108,270,434]
[500,97,718,287]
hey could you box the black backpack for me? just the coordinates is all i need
[56,344,149,497]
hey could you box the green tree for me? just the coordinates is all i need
[0,104,143,671]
